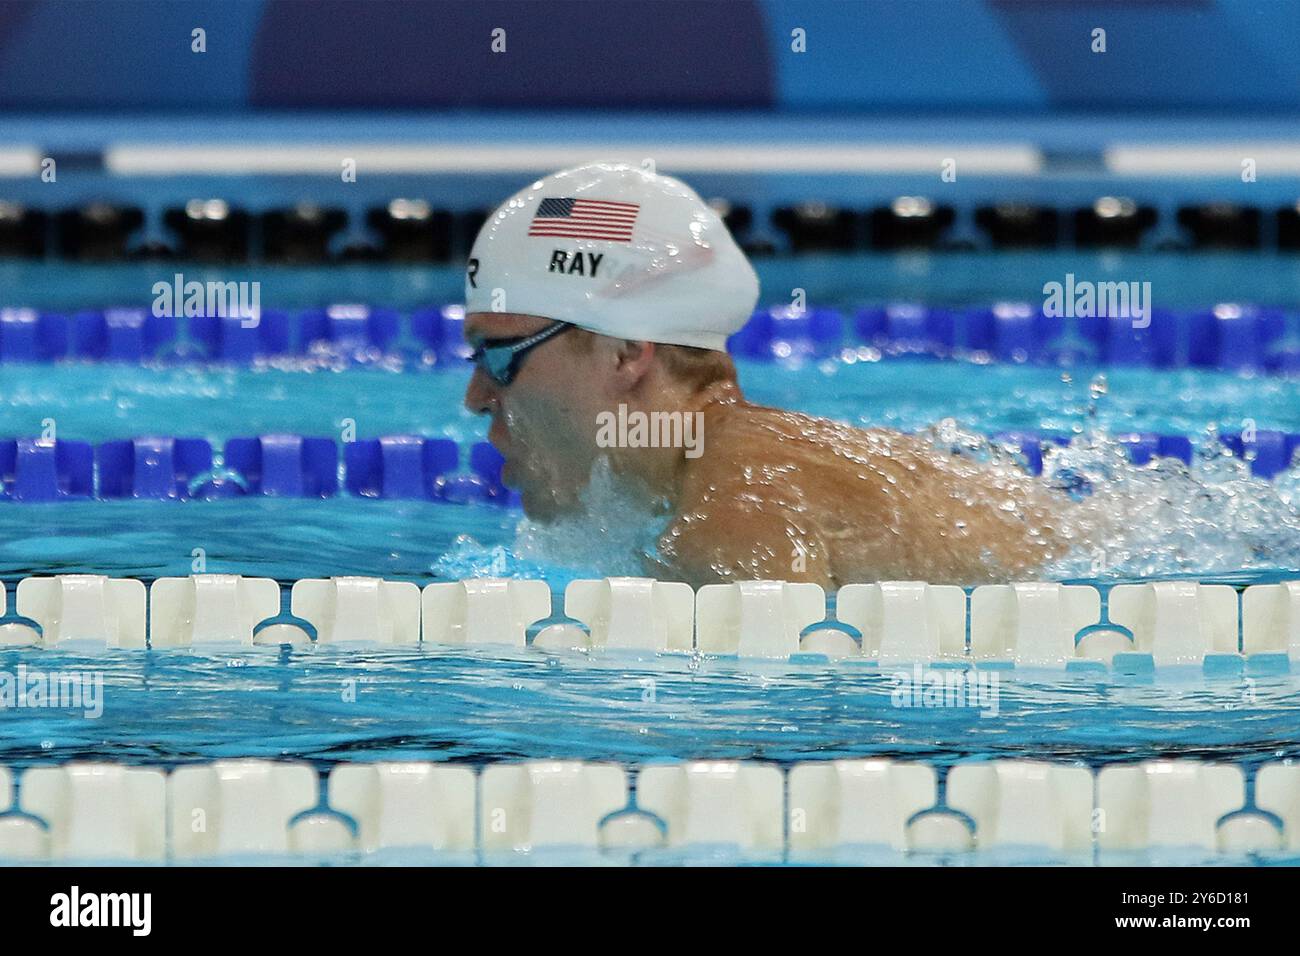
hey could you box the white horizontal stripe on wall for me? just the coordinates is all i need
[105,142,1042,176]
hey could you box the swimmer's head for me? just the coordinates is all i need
[462,161,759,518]
[464,161,759,349]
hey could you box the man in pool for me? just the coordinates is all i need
[462,162,1064,587]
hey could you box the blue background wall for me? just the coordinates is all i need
[0,0,1297,114]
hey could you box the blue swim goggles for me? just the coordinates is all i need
[468,321,572,387]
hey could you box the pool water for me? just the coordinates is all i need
[3,328,1300,865]
[2,645,1298,865]
[4,645,1298,767]
[3,357,1300,582]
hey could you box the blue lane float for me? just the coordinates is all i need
[729,306,844,360]
[736,301,1297,370]
[1115,433,1195,467]
[298,304,400,354]
[409,304,474,363]
[1094,308,1176,368]
[1221,429,1300,479]
[454,441,519,506]
[855,304,956,357]
[97,438,214,499]
[190,310,292,361]
[0,438,94,501]
[0,300,1297,373]
[342,437,514,503]
[0,435,519,504]
[0,429,1296,504]
[0,308,67,362]
[964,303,1065,363]
[998,429,1298,479]
[990,431,1072,476]
[1187,304,1287,373]
[71,309,179,361]
[344,436,459,499]
[223,435,339,498]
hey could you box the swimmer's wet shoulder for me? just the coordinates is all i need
[654,393,836,586]
[657,394,1066,587]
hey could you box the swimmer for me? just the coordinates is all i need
[463,162,1065,587]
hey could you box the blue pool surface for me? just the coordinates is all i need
[2,353,1299,770]
[3,258,1300,865]
[1,644,1298,866]
[2,357,1300,582]
[3,645,1298,768]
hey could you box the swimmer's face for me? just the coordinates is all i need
[463,312,617,520]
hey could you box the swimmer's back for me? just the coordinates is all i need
[659,392,1066,586]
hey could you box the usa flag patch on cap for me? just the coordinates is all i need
[528,197,639,242]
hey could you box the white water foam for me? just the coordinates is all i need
[431,458,671,584]
[925,375,1300,581]
[511,458,673,578]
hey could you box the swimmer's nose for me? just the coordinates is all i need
[463,367,499,416]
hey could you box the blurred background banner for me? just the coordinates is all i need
[2,0,1300,311]
[0,0,1296,114]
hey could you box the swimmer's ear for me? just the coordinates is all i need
[610,338,656,387]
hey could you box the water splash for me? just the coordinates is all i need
[431,459,671,586]
[1039,430,1300,580]
[512,458,672,582]
[429,538,543,581]
[925,374,1300,581]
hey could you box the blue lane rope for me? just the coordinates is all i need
[0,428,1295,503]
[3,302,1300,373]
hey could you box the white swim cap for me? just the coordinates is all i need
[464,162,759,352]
